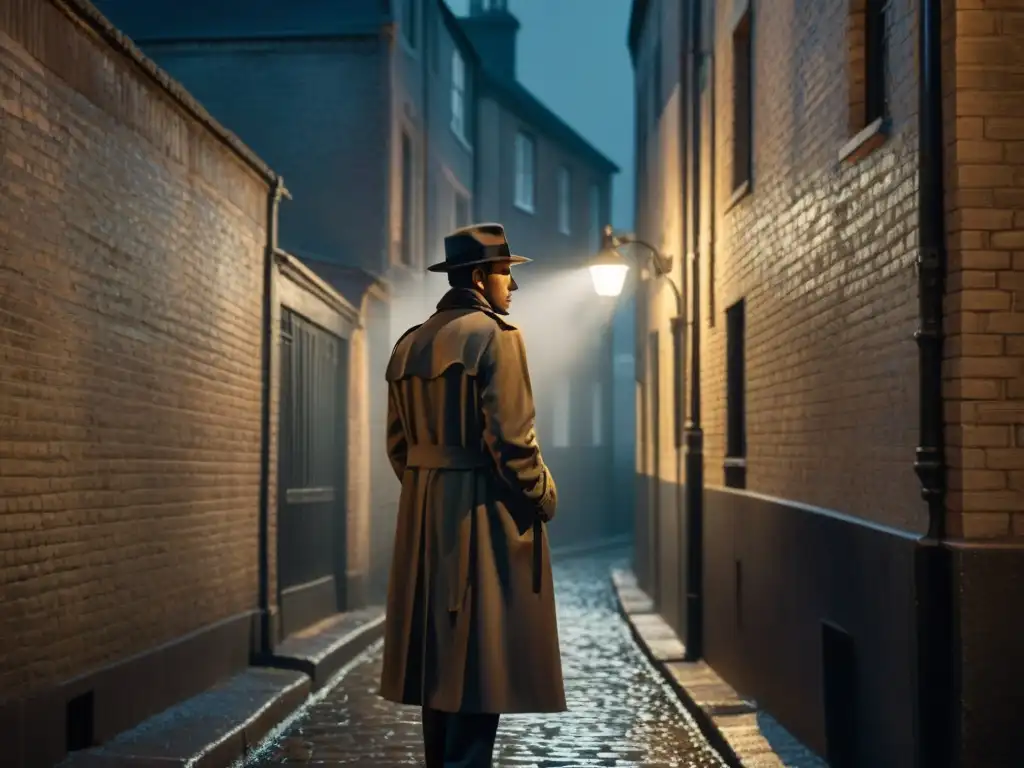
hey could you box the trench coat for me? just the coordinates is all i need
[378,287,566,715]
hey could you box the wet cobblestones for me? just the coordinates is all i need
[246,549,729,767]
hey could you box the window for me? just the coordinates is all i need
[401,0,418,50]
[552,381,570,448]
[731,10,753,193]
[847,0,889,134]
[453,190,470,230]
[588,183,601,253]
[451,50,467,141]
[591,381,603,447]
[863,0,888,126]
[725,299,746,489]
[400,132,414,265]
[557,167,571,234]
[514,132,535,212]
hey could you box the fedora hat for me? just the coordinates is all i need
[426,222,532,273]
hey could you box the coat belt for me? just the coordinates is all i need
[406,444,490,470]
[406,444,488,612]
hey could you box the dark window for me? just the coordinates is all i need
[725,299,746,488]
[731,11,753,192]
[401,0,417,49]
[401,132,414,265]
[864,0,888,125]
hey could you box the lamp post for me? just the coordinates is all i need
[590,226,703,660]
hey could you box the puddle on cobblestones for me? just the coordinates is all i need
[241,550,728,767]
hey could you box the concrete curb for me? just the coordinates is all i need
[260,607,387,691]
[610,569,827,768]
[60,608,387,768]
[59,668,310,768]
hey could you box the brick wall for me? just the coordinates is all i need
[0,0,271,698]
[942,1,1024,538]
[692,0,924,531]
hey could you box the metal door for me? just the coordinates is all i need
[277,308,348,638]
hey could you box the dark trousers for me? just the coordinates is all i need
[422,706,500,768]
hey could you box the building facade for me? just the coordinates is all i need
[94,0,489,604]
[99,0,624,554]
[461,0,624,545]
[630,0,1024,766]
[0,0,357,761]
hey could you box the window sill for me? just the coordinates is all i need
[837,117,887,164]
[725,179,751,213]
[514,201,535,215]
[450,125,473,154]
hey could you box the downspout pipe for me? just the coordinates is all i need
[257,175,290,658]
[913,1,951,766]
[683,0,705,661]
[673,0,692,638]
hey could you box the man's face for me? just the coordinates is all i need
[474,261,519,315]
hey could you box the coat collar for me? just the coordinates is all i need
[435,288,517,329]
[436,287,492,313]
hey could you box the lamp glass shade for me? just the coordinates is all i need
[589,262,630,297]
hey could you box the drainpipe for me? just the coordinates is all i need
[913,2,951,766]
[683,0,705,661]
[674,0,692,635]
[257,175,290,658]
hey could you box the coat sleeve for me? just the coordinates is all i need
[479,328,558,521]
[386,385,408,480]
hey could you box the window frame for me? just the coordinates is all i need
[514,131,536,213]
[730,9,753,198]
[557,166,572,235]
[451,49,467,142]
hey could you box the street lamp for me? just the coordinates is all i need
[590,223,703,661]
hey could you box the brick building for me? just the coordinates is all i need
[0,0,365,762]
[628,0,1024,765]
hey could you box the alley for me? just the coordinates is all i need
[245,550,728,767]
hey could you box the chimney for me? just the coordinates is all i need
[462,0,520,79]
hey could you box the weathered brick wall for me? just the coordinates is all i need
[942,1,1024,538]
[0,0,271,698]
[697,0,923,531]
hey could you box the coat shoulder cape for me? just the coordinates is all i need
[385,307,518,383]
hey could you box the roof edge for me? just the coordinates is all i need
[479,69,620,175]
[628,0,650,62]
[439,1,481,63]
[59,0,281,186]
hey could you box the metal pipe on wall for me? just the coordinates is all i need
[258,175,290,657]
[683,0,705,661]
[913,0,951,765]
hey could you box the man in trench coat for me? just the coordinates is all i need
[379,223,565,767]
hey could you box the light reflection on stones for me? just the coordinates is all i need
[246,549,728,767]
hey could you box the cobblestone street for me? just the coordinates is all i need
[245,550,728,767]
